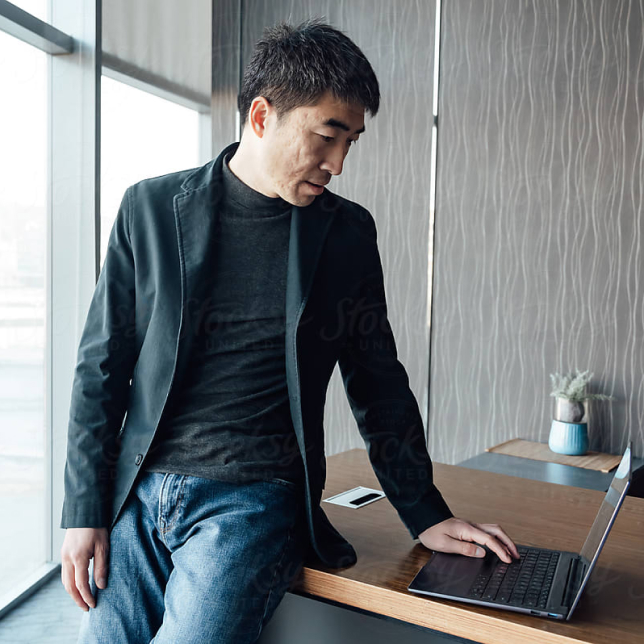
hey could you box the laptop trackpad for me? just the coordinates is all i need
[410,550,498,595]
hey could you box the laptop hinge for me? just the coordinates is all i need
[563,556,585,608]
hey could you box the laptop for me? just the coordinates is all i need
[407,443,632,620]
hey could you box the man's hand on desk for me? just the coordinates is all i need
[418,517,520,564]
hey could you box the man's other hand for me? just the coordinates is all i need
[418,517,520,564]
[61,527,109,611]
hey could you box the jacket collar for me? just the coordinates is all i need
[179,145,225,193]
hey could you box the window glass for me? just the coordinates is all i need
[0,30,48,599]
[100,76,201,265]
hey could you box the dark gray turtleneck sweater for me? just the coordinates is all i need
[143,151,306,485]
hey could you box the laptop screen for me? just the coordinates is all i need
[579,444,632,563]
[567,444,632,618]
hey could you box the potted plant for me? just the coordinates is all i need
[548,370,614,455]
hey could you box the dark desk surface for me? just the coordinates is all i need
[458,451,644,496]
[293,448,644,644]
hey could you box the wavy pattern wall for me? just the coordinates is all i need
[430,0,644,462]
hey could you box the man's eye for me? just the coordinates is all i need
[319,135,334,142]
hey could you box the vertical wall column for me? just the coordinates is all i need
[212,0,241,152]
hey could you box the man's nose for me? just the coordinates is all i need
[321,146,346,176]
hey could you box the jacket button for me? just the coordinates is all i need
[135,454,143,466]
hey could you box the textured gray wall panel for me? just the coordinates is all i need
[430,0,644,463]
[212,0,241,152]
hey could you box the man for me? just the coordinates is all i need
[60,18,519,644]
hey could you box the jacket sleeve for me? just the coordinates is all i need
[337,209,453,539]
[60,187,138,528]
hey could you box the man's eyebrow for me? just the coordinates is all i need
[322,118,366,135]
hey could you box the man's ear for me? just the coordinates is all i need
[247,96,271,138]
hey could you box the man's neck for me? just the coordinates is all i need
[227,143,277,199]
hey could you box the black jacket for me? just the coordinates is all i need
[60,141,453,568]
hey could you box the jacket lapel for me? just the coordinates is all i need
[285,195,338,469]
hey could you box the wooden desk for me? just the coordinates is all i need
[286,448,644,644]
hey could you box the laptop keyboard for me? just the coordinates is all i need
[467,547,560,609]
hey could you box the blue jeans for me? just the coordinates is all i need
[77,471,308,643]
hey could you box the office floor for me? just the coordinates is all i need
[0,576,82,643]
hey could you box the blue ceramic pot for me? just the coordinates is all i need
[549,420,589,456]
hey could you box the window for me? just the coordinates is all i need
[0,0,94,613]
[100,76,201,266]
[0,29,48,600]
[0,0,209,615]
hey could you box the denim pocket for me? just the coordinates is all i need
[269,477,299,490]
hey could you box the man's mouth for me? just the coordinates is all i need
[306,181,325,195]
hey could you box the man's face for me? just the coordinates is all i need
[257,91,366,207]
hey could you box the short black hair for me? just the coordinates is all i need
[238,18,380,129]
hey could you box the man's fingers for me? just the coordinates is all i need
[450,523,512,563]
[472,523,520,559]
[93,541,110,590]
[61,561,89,611]
[466,527,513,563]
[74,558,96,609]
[459,540,487,558]
[437,536,486,558]
[419,517,519,565]
[61,528,110,610]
